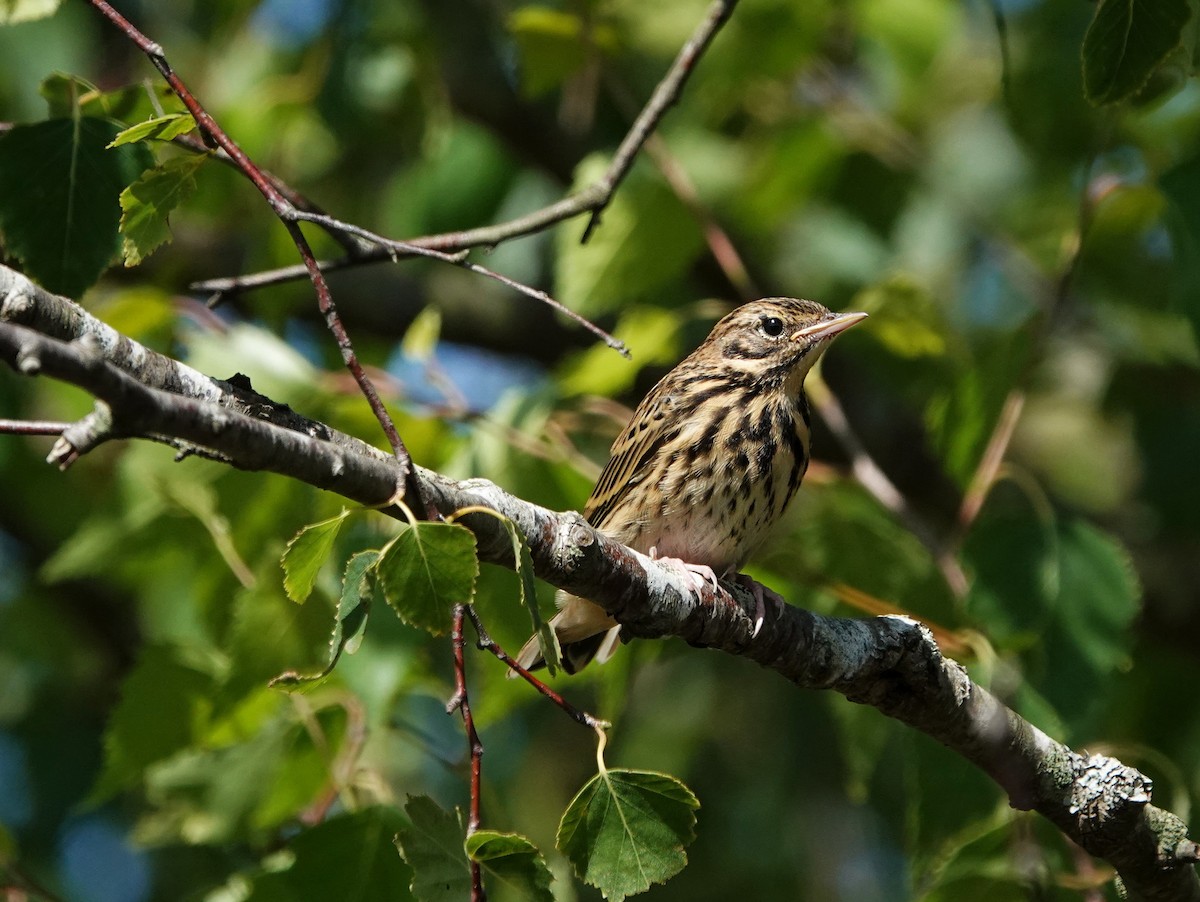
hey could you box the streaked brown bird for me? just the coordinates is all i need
[515,298,866,674]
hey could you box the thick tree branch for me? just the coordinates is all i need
[0,265,1196,901]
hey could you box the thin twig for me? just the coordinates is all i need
[188,0,742,299]
[83,0,421,508]
[288,211,629,357]
[0,419,69,435]
[465,606,607,731]
[956,390,1026,534]
[606,75,760,300]
[579,0,739,242]
[447,605,486,902]
[171,132,367,254]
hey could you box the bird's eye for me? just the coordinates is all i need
[761,316,784,337]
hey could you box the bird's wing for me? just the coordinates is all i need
[583,387,678,530]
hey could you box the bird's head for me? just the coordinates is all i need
[706,297,867,387]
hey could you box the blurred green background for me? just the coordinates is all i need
[1,0,1199,899]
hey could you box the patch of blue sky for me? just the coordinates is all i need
[59,816,151,902]
[251,0,340,48]
[386,340,546,413]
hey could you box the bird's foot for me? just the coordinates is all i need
[733,573,787,638]
[648,546,720,593]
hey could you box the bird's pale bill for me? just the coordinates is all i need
[790,310,869,343]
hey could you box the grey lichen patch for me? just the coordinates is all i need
[1071,754,1152,826]
[555,511,592,575]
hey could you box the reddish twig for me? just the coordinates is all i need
[0,419,69,435]
[464,606,606,731]
[83,0,421,508]
[170,132,366,255]
[447,604,486,902]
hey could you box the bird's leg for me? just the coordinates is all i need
[647,546,720,593]
[732,573,787,638]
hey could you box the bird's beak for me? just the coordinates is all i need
[790,311,868,343]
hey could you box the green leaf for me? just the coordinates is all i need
[40,73,185,123]
[466,831,554,902]
[227,584,336,698]
[559,305,680,399]
[91,645,216,801]
[39,73,105,118]
[118,153,206,266]
[0,117,154,296]
[555,154,704,316]
[336,550,377,656]
[508,7,618,97]
[964,493,1141,737]
[494,512,558,673]
[401,305,442,362]
[1082,0,1192,105]
[557,769,699,901]
[923,337,1029,488]
[138,697,344,845]
[281,509,352,603]
[1041,519,1140,718]
[377,522,479,635]
[394,796,470,902]
[0,0,60,24]
[246,807,413,902]
[855,277,950,360]
[1160,152,1200,339]
[270,549,378,688]
[108,113,197,147]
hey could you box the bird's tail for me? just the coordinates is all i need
[511,592,621,676]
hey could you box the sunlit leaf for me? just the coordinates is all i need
[557,769,699,901]
[394,796,470,902]
[0,0,60,24]
[377,522,478,635]
[108,113,197,147]
[559,305,680,398]
[1082,0,1191,105]
[281,510,352,603]
[508,7,618,97]
[227,584,337,698]
[119,153,206,266]
[139,699,343,845]
[401,305,442,362]
[855,277,950,359]
[41,73,185,124]
[270,549,378,688]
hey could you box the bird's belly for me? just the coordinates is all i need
[636,445,801,574]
